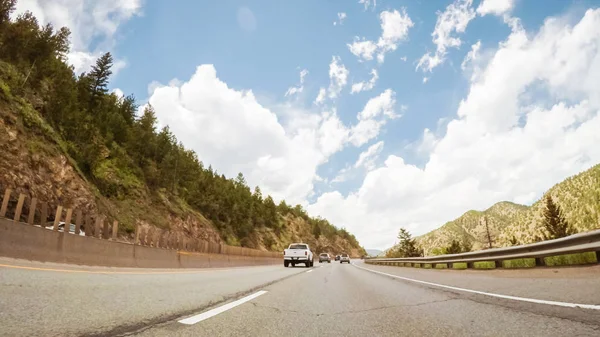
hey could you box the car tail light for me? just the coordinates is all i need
[305,251,307,256]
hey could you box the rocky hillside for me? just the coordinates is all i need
[499,164,600,245]
[416,202,529,255]
[0,3,365,256]
[416,164,600,255]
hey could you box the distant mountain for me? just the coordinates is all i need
[365,249,383,257]
[416,202,529,255]
[416,163,600,256]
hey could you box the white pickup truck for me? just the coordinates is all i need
[283,243,314,268]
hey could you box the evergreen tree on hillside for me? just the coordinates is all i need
[89,52,113,96]
[396,228,423,257]
[542,195,576,240]
[445,239,462,254]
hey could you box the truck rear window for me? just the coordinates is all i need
[342,254,349,257]
[320,254,328,257]
[289,244,308,249]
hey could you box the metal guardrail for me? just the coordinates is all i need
[366,229,600,268]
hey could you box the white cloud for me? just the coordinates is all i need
[477,0,516,16]
[148,65,355,205]
[351,69,379,94]
[285,69,309,97]
[112,88,125,99]
[461,40,481,70]
[358,0,377,11]
[355,141,384,170]
[309,8,600,249]
[349,89,398,146]
[348,9,413,64]
[315,88,327,105]
[423,77,429,83]
[315,56,349,104]
[13,0,142,74]
[334,12,347,26]
[417,0,476,73]
[400,56,407,62]
[328,56,349,99]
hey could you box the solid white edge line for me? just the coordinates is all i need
[178,290,268,325]
[306,269,313,273]
[352,263,600,310]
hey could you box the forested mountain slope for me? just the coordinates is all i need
[0,2,365,256]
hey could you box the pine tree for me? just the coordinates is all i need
[445,239,462,254]
[88,52,113,109]
[396,228,423,257]
[542,195,575,240]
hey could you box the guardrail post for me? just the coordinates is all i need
[85,214,92,236]
[111,220,118,240]
[13,193,25,222]
[63,209,73,233]
[27,197,37,225]
[431,263,436,269]
[596,251,600,264]
[40,203,48,227]
[52,206,63,231]
[0,188,11,217]
[94,216,102,238]
[467,262,474,269]
[74,210,82,235]
[494,261,502,268]
[447,263,451,269]
[535,257,545,267]
[102,219,110,239]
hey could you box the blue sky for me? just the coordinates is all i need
[16,0,600,249]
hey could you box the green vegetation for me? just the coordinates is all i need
[473,261,495,269]
[452,262,467,269]
[502,258,535,269]
[0,0,364,253]
[545,252,598,266]
[540,195,575,240]
[385,228,424,258]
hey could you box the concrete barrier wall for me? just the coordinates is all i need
[0,218,280,268]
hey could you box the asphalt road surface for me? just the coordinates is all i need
[1,257,600,336]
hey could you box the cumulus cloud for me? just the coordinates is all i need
[148,65,353,204]
[334,12,347,26]
[285,69,309,97]
[351,69,379,94]
[477,0,516,16]
[348,9,413,64]
[148,64,400,206]
[13,0,142,74]
[417,0,476,73]
[309,8,600,249]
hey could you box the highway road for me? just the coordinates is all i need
[1,257,600,336]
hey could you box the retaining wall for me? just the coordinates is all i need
[0,218,280,268]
